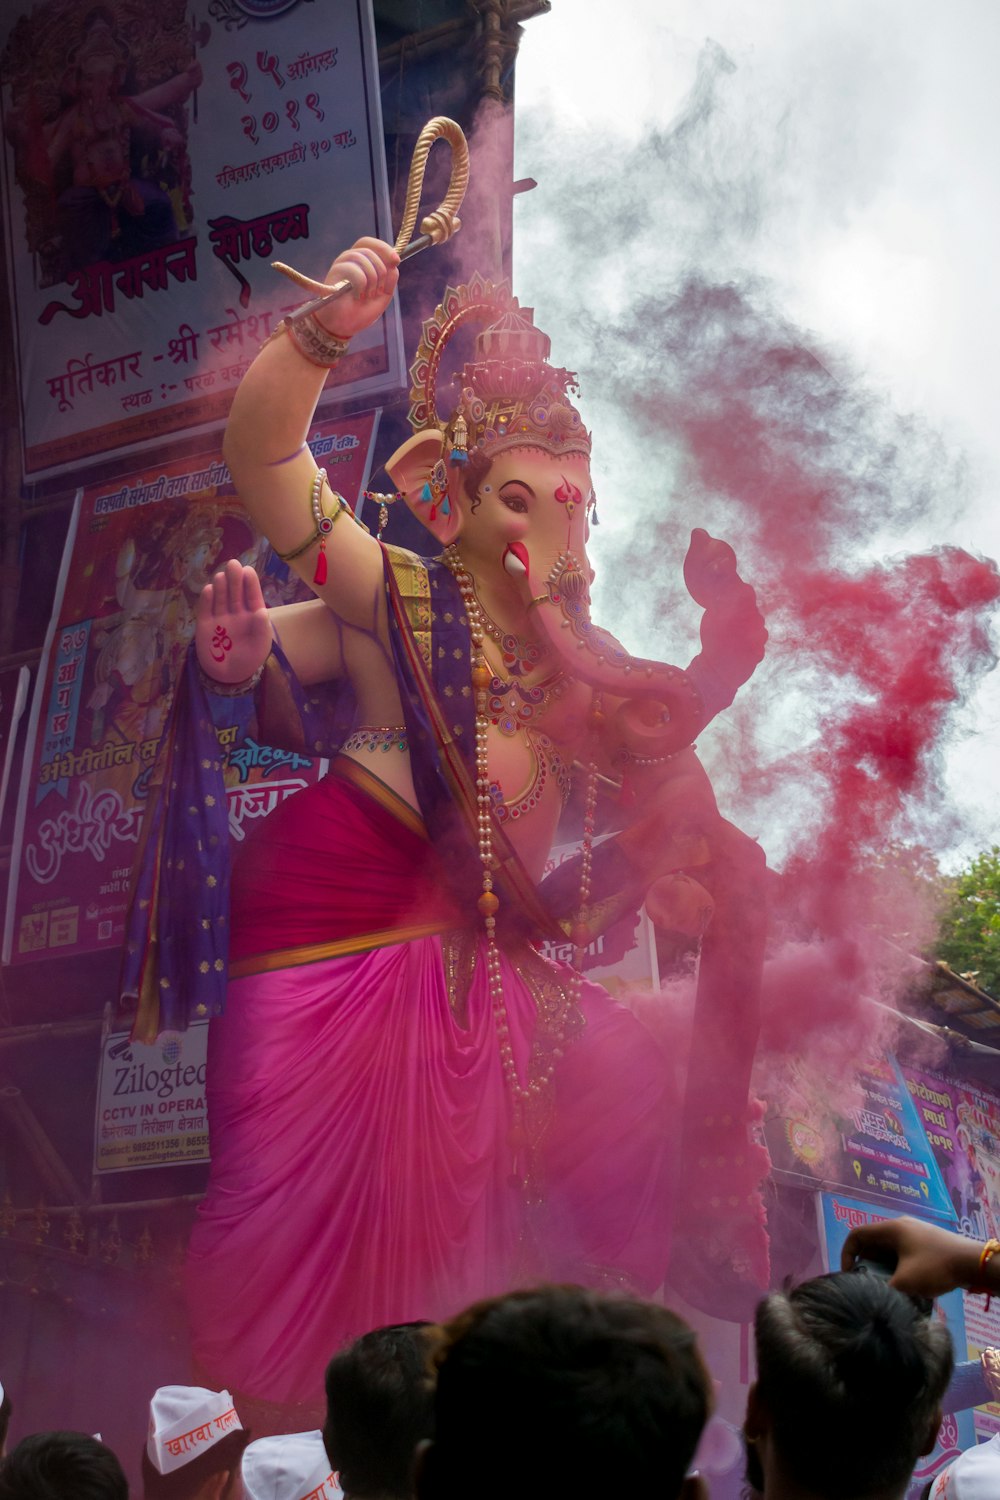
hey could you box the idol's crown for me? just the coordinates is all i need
[407,273,591,462]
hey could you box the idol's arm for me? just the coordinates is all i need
[266,600,345,686]
[222,236,399,630]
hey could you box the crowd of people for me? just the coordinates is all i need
[1,1216,999,1500]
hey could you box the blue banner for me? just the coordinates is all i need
[819,1192,974,1498]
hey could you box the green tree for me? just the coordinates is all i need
[936,845,1000,995]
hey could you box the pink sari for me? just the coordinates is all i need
[186,761,674,1407]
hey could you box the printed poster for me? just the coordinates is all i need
[0,0,403,475]
[764,1049,955,1220]
[902,1064,1000,1438]
[818,1192,975,1498]
[3,409,378,967]
[94,1022,209,1172]
[539,837,660,993]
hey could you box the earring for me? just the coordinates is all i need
[450,413,469,465]
[419,458,451,521]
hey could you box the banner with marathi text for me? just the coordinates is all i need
[901,1063,1000,1438]
[539,838,660,993]
[2,409,378,967]
[0,0,401,476]
[762,1048,955,1219]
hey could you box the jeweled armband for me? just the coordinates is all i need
[276,470,355,585]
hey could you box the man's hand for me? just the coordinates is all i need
[841,1215,985,1300]
[312,236,399,342]
[195,560,272,684]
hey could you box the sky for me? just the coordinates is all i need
[510,0,1000,870]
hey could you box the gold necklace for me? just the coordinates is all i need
[441,544,600,1154]
[480,651,568,737]
[447,548,551,678]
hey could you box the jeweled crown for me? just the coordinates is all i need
[407,273,591,463]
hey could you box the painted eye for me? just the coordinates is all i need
[501,495,528,513]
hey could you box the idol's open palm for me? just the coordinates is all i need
[195,559,271,683]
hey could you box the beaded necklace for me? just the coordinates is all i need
[442,545,600,1147]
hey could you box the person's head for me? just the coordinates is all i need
[143,1385,248,1500]
[0,1383,11,1458]
[0,1431,128,1500]
[417,1285,712,1500]
[141,1430,249,1500]
[747,1270,955,1500]
[241,1430,338,1500]
[323,1322,435,1500]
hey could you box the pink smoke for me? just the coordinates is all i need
[587,275,1000,1064]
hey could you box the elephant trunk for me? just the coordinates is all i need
[526,534,767,759]
[528,551,706,758]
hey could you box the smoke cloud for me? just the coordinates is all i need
[514,29,1000,1059]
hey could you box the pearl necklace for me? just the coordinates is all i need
[442,546,601,1142]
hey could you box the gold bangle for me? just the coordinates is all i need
[197,661,266,696]
[261,311,350,367]
[527,593,551,610]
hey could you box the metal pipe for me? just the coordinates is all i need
[4,1194,203,1219]
[0,1018,103,1049]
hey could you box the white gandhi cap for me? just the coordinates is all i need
[146,1384,242,1476]
[930,1434,1000,1500]
[241,1430,342,1500]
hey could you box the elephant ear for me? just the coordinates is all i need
[385,430,462,547]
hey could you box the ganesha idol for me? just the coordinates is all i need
[122,236,771,1412]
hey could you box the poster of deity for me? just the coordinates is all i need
[2,410,379,968]
[0,0,402,474]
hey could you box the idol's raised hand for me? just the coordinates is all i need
[195,559,272,684]
[308,236,400,342]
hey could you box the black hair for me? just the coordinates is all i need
[754,1271,954,1500]
[0,1431,128,1500]
[462,446,491,514]
[141,1428,250,1500]
[324,1322,435,1499]
[420,1285,711,1500]
[0,1389,11,1455]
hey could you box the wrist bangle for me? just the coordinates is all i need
[969,1238,1000,1304]
[262,309,350,367]
[197,661,266,697]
